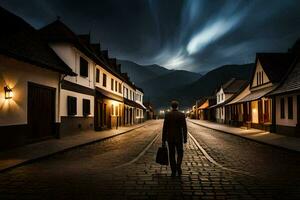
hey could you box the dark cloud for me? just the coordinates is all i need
[1,0,299,72]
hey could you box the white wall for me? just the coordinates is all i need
[50,43,94,89]
[276,95,298,127]
[252,60,271,88]
[0,55,60,125]
[216,88,225,104]
[135,89,144,106]
[95,65,123,97]
[60,89,94,117]
[123,82,135,101]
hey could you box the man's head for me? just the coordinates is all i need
[171,100,179,110]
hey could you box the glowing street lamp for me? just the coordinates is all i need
[4,86,13,99]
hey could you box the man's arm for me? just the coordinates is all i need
[182,114,187,143]
[162,115,168,144]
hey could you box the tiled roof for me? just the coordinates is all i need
[269,57,300,95]
[237,85,277,103]
[256,53,295,83]
[0,6,74,75]
[223,79,248,93]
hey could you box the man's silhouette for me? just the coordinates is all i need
[162,101,187,177]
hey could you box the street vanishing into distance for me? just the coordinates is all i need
[0,120,300,200]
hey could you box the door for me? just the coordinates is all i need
[27,82,55,142]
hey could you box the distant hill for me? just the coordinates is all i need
[119,59,254,110]
[168,63,255,109]
[119,60,170,84]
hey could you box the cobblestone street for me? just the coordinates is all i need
[0,120,299,200]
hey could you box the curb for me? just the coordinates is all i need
[188,120,300,153]
[0,122,151,173]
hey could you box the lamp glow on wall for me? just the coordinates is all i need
[4,86,13,99]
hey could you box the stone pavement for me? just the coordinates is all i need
[188,119,300,152]
[0,120,155,172]
[0,129,290,200]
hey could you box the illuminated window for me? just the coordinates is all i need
[111,104,114,116]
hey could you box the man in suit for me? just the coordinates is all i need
[162,100,187,177]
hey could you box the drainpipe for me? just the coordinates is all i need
[57,74,67,139]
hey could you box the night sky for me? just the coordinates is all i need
[1,0,300,73]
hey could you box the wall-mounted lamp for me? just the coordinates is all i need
[4,86,13,99]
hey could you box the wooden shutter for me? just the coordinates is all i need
[67,96,77,116]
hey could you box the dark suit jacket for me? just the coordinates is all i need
[162,110,187,144]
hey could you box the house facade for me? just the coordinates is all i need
[211,78,247,124]
[94,60,124,130]
[40,20,97,136]
[268,56,300,136]
[0,7,74,149]
[235,53,295,131]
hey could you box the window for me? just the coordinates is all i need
[96,69,100,83]
[119,83,122,93]
[103,74,107,87]
[280,98,285,119]
[261,72,264,84]
[67,96,77,116]
[256,72,259,86]
[115,81,118,92]
[111,78,114,90]
[126,88,129,98]
[130,90,132,100]
[80,57,88,77]
[288,96,293,119]
[83,99,90,116]
[111,104,114,116]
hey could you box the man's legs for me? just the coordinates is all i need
[176,142,184,175]
[168,143,176,176]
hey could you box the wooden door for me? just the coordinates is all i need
[27,82,55,141]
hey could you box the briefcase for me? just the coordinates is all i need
[156,146,169,165]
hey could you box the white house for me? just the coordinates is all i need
[39,20,97,136]
[0,7,74,149]
[213,78,247,123]
[268,54,300,136]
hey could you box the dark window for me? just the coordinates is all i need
[96,69,100,83]
[115,81,118,92]
[280,98,285,119]
[119,83,122,93]
[261,72,264,84]
[80,57,88,77]
[111,78,114,90]
[288,96,293,119]
[67,96,77,116]
[256,72,259,85]
[83,99,90,116]
[103,74,107,87]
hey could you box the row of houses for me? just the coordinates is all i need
[191,40,300,137]
[0,7,146,150]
